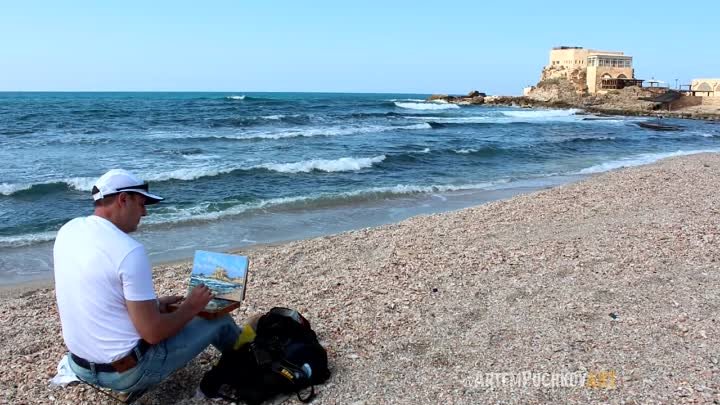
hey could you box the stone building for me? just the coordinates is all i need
[542,46,639,94]
[691,79,720,97]
[691,78,720,106]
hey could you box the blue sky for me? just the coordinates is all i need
[1,1,717,94]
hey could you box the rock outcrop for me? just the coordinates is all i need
[428,81,719,120]
[539,65,588,94]
[525,78,585,104]
[427,90,486,105]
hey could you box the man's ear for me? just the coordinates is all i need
[116,192,130,208]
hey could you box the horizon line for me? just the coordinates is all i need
[0,90,446,95]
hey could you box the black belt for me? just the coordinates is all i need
[70,340,151,373]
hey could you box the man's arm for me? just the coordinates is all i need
[126,285,213,344]
[158,295,184,313]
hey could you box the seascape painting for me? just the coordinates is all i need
[189,250,249,309]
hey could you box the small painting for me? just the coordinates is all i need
[189,250,249,311]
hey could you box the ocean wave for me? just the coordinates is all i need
[188,123,432,141]
[0,177,513,245]
[0,231,57,248]
[260,155,386,173]
[1,154,393,197]
[63,177,97,191]
[501,108,580,118]
[261,114,306,120]
[143,166,239,182]
[558,136,618,144]
[388,98,427,103]
[421,115,630,128]
[181,153,220,160]
[223,95,290,104]
[576,149,720,174]
[206,113,312,128]
[394,102,460,110]
[454,148,479,154]
[0,182,34,196]
[143,179,512,226]
[1,177,96,196]
[349,112,407,119]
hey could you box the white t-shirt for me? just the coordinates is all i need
[54,215,157,363]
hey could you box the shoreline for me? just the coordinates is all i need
[497,99,720,121]
[0,175,585,292]
[429,92,720,121]
[0,239,292,298]
[2,152,720,403]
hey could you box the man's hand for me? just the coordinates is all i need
[158,295,183,313]
[181,284,213,314]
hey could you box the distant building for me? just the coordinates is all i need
[544,46,640,94]
[690,78,720,106]
[691,79,720,97]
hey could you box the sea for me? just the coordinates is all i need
[2,92,719,285]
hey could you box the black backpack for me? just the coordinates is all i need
[200,307,331,405]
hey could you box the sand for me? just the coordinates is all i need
[1,153,719,404]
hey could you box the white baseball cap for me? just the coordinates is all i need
[91,169,164,204]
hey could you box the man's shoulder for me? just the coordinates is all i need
[56,216,91,241]
[57,216,85,230]
[56,216,143,253]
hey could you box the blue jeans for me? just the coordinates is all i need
[68,315,240,393]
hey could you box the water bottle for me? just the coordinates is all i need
[301,363,313,379]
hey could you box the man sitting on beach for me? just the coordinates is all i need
[53,169,241,395]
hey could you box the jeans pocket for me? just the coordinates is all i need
[96,365,149,393]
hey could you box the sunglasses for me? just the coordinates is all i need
[116,182,150,192]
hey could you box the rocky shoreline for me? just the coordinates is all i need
[428,86,720,121]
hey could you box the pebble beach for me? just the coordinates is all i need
[1,153,719,404]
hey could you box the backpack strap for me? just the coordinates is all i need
[296,385,316,403]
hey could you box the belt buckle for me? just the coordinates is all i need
[111,355,137,373]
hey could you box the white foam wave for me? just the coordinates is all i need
[0,231,57,248]
[0,177,518,246]
[341,179,512,197]
[142,195,316,225]
[143,166,237,182]
[261,155,386,173]
[209,123,431,140]
[182,153,220,161]
[65,177,97,191]
[1,177,97,194]
[454,148,479,154]
[2,152,397,196]
[388,98,427,102]
[417,148,431,154]
[409,112,628,125]
[226,95,246,100]
[409,116,491,123]
[144,179,512,226]
[501,108,580,118]
[394,102,460,110]
[577,149,720,174]
[0,182,33,196]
